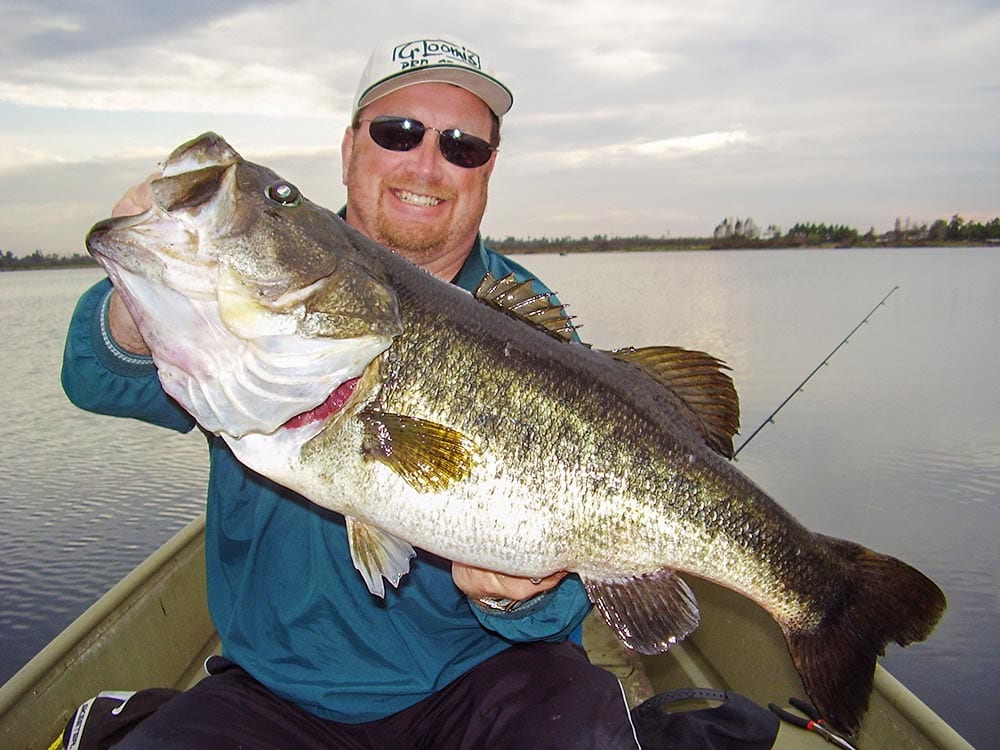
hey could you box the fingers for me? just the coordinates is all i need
[104,172,159,353]
[452,562,567,602]
[111,172,159,218]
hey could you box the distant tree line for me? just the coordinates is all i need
[490,213,999,253]
[711,214,1000,248]
[1,250,96,271]
[484,234,712,254]
[4,213,998,267]
[923,215,1000,243]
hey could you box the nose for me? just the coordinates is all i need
[409,130,445,175]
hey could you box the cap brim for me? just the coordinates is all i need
[356,65,513,118]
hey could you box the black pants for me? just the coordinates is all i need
[113,642,639,749]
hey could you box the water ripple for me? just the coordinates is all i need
[4,260,998,748]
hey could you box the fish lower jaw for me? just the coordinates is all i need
[224,426,314,479]
[224,377,363,475]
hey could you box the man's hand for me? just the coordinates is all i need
[107,292,151,355]
[105,174,159,355]
[111,174,156,218]
[452,562,567,604]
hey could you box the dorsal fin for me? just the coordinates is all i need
[609,346,740,458]
[473,272,578,342]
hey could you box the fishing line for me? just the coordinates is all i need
[733,285,899,458]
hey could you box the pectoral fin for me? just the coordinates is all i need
[361,411,477,492]
[582,569,700,654]
[345,516,416,597]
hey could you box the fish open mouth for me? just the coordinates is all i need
[283,377,360,430]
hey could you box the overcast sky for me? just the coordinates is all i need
[1,0,997,255]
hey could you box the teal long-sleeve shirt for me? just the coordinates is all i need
[61,234,591,723]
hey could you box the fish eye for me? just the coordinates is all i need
[265,181,301,206]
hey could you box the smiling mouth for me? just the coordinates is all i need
[395,189,442,207]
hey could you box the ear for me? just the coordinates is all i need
[340,126,355,187]
[483,150,497,180]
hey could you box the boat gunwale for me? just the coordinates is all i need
[0,513,210,745]
[0,511,975,750]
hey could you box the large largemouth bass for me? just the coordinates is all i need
[85,132,945,734]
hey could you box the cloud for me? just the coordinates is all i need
[0,2,358,117]
[1,1,264,57]
[0,142,345,255]
[520,129,753,169]
[0,0,997,253]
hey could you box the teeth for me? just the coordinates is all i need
[397,189,441,207]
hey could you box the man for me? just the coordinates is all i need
[62,34,639,748]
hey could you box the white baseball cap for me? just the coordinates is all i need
[352,34,513,121]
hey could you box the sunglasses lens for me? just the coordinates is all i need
[367,117,494,168]
[438,131,493,168]
[368,117,424,152]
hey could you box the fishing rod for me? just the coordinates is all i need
[732,285,899,458]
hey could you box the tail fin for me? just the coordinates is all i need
[783,535,946,735]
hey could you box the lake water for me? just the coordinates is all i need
[1,250,997,748]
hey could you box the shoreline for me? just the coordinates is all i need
[3,241,996,271]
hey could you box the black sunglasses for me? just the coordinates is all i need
[361,115,497,169]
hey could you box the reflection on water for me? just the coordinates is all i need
[0,269,207,684]
[1,252,997,747]
[517,247,999,749]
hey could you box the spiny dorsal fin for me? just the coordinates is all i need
[361,411,477,492]
[609,346,740,458]
[582,569,700,654]
[473,272,578,342]
[345,516,416,597]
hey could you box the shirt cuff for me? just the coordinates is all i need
[92,286,156,377]
[467,575,591,642]
[471,588,558,616]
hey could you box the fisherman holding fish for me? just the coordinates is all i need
[63,34,640,748]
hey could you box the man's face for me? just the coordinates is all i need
[341,83,497,277]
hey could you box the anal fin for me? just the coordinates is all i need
[583,569,700,654]
[346,515,416,597]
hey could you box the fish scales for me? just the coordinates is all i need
[296,240,861,653]
[84,133,946,734]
